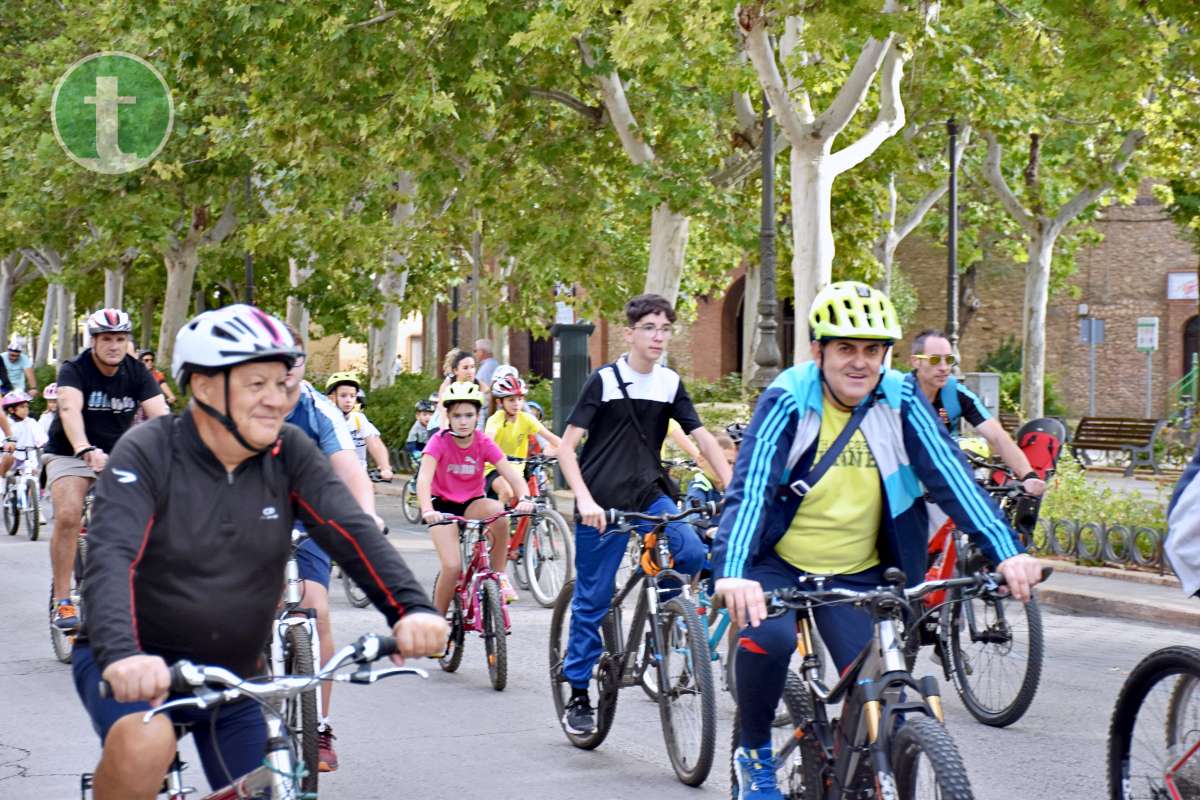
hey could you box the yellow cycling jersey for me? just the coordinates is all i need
[484,410,541,472]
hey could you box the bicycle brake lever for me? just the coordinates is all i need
[141,690,222,721]
[343,665,429,685]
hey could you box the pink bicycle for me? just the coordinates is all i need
[431,510,529,691]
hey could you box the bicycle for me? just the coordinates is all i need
[399,456,422,524]
[727,566,1051,800]
[431,509,528,691]
[549,503,718,787]
[264,528,325,793]
[339,562,371,609]
[1107,645,1200,799]
[902,450,1052,728]
[50,489,92,664]
[83,633,423,799]
[502,454,574,607]
[3,446,41,540]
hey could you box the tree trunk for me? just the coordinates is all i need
[57,286,77,359]
[790,145,837,362]
[425,301,439,378]
[104,266,125,308]
[642,203,690,304]
[36,284,58,367]
[286,256,313,337]
[741,260,761,383]
[141,294,155,352]
[158,244,200,368]
[0,256,14,351]
[1021,231,1055,418]
[369,270,406,389]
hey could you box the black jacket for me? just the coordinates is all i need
[80,410,436,676]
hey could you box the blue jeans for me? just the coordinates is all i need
[563,494,708,689]
[734,554,882,748]
[73,645,267,791]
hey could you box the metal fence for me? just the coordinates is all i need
[1035,517,1172,574]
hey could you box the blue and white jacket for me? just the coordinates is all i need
[711,363,1024,586]
[1167,445,1200,596]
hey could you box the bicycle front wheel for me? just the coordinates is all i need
[438,577,465,673]
[23,481,38,541]
[549,579,619,749]
[482,578,508,691]
[340,566,370,608]
[655,595,716,787]
[401,478,420,524]
[525,509,574,608]
[1108,646,1200,799]
[4,489,18,536]
[949,589,1044,727]
[283,625,320,794]
[891,716,975,799]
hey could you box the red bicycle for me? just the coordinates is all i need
[503,455,573,607]
[432,510,530,691]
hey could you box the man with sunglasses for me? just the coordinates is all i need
[909,329,1044,497]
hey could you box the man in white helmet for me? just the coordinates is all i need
[73,304,446,800]
[45,309,169,631]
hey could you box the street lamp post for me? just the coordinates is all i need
[751,94,782,394]
[946,118,959,356]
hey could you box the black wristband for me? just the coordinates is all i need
[74,446,97,459]
[1021,471,1039,482]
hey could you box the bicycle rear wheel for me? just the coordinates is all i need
[729,671,821,800]
[23,481,38,541]
[340,567,370,608]
[49,534,86,664]
[948,589,1044,727]
[525,509,574,608]
[1108,646,1200,799]
[891,715,975,799]
[4,488,18,536]
[549,579,619,749]
[401,478,420,524]
[655,596,716,786]
[283,625,319,794]
[482,579,508,691]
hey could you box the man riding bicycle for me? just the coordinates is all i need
[45,309,168,630]
[555,293,732,736]
[73,304,446,800]
[711,282,1044,799]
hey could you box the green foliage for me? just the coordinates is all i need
[687,373,747,404]
[1039,456,1167,533]
[978,337,1066,416]
[359,373,442,448]
[525,377,553,428]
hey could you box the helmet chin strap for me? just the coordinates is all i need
[193,370,272,454]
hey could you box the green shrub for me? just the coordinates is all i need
[977,336,1067,417]
[688,372,747,404]
[30,364,57,417]
[526,376,553,429]
[1039,456,1167,532]
[360,373,442,446]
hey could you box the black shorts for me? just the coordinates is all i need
[484,471,504,499]
[431,496,487,518]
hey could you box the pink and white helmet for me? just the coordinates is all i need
[42,383,57,400]
[172,304,298,386]
[86,308,133,336]
[1,391,32,408]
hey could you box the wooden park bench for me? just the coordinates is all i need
[998,412,1021,438]
[1070,416,1167,477]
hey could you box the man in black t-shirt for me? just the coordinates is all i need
[554,294,732,737]
[46,309,168,630]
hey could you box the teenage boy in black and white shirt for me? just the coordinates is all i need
[555,294,732,735]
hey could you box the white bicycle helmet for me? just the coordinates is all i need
[491,364,519,385]
[86,308,133,336]
[172,304,298,386]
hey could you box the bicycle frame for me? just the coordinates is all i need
[504,457,555,562]
[267,530,323,718]
[453,520,512,635]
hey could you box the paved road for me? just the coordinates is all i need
[0,494,1192,799]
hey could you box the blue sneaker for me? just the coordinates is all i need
[734,745,783,799]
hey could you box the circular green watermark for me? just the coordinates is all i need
[51,51,174,175]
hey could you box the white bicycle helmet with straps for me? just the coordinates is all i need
[86,308,133,336]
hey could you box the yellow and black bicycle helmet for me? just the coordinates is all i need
[808,281,902,343]
[324,371,361,394]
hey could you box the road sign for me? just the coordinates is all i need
[1080,318,1105,345]
[1137,317,1160,353]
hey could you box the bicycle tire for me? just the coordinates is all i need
[48,580,72,664]
[729,671,821,800]
[512,551,531,591]
[340,567,370,608]
[49,535,86,664]
[891,715,975,799]
[482,578,508,691]
[549,579,619,749]
[526,509,574,608]
[948,589,1044,727]
[655,595,716,786]
[4,489,18,536]
[401,478,420,524]
[1107,645,1200,800]
[283,625,320,794]
[24,481,38,541]
[440,592,465,673]
[639,632,660,701]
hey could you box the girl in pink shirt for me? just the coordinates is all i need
[417,382,533,611]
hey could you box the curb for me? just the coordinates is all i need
[1036,586,1200,628]
[1039,559,1180,588]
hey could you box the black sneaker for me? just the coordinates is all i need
[562,694,596,735]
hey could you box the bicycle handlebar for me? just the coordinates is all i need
[604,501,721,528]
[505,454,558,466]
[424,508,535,528]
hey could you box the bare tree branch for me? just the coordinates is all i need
[811,34,893,142]
[347,9,399,30]
[983,132,1037,236]
[828,42,908,176]
[709,132,790,188]
[527,88,605,125]
[1052,128,1145,231]
[737,5,810,146]
[577,38,655,166]
[199,200,239,248]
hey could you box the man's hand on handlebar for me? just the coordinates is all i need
[83,449,108,472]
[1022,477,1046,497]
[995,553,1044,603]
[576,497,606,532]
[391,612,450,665]
[101,654,171,706]
[713,577,768,630]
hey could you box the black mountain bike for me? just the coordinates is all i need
[549,503,717,787]
[728,566,1050,800]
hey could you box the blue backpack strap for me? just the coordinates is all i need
[940,376,962,432]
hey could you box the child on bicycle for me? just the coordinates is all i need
[417,382,535,611]
[406,398,435,461]
[684,427,740,538]
[0,391,46,479]
[484,373,562,506]
[325,372,394,482]
[38,383,58,435]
